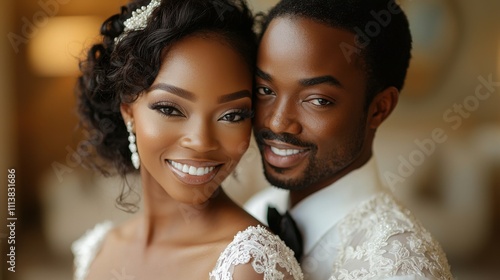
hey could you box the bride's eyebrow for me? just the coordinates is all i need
[148,83,251,104]
[218,90,252,104]
[148,83,196,101]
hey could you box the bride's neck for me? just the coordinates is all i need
[136,172,228,246]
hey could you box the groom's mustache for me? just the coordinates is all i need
[255,129,316,150]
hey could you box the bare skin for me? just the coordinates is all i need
[85,35,264,279]
[87,192,259,279]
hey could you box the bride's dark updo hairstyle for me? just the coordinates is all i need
[77,0,257,176]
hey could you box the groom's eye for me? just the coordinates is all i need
[309,98,333,106]
[256,87,275,96]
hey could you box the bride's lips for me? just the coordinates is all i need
[166,159,223,185]
[261,140,310,169]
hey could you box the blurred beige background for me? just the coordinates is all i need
[1,0,499,279]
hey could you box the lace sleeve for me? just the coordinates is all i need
[331,194,453,280]
[71,221,113,280]
[333,231,453,280]
[209,225,303,280]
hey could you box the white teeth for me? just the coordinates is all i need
[188,166,196,175]
[169,160,215,176]
[270,146,301,156]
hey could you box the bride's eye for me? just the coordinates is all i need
[219,109,254,123]
[159,107,182,116]
[150,102,185,118]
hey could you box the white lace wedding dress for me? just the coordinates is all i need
[72,224,303,280]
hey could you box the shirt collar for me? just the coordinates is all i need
[289,157,385,254]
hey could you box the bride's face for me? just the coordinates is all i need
[121,35,253,205]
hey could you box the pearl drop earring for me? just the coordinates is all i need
[126,121,140,169]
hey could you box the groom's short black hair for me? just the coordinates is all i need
[260,0,412,103]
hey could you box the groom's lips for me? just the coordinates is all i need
[262,140,310,169]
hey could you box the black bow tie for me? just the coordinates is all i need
[267,206,303,261]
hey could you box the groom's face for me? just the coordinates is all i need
[254,16,372,193]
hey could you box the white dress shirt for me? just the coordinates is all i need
[245,158,453,280]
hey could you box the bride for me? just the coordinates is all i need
[71,0,303,279]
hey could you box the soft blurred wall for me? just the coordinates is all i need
[2,1,128,280]
[374,0,500,271]
[0,2,15,280]
[0,0,16,174]
[0,0,15,203]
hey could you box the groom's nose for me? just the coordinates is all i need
[265,96,302,135]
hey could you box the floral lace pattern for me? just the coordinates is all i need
[210,225,303,280]
[72,223,303,280]
[330,193,453,280]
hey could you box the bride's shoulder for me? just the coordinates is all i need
[230,225,291,249]
[210,225,304,280]
[72,218,137,256]
[72,221,114,254]
[72,221,114,280]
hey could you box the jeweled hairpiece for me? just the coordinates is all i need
[114,0,161,44]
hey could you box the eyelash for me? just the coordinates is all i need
[256,87,334,107]
[219,109,254,123]
[150,102,253,123]
[150,102,185,118]
[255,86,275,96]
[309,98,333,107]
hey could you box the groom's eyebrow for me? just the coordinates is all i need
[256,67,342,89]
[256,67,272,82]
[299,76,343,88]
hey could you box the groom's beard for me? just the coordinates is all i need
[254,118,366,192]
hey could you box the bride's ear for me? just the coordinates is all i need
[120,103,134,124]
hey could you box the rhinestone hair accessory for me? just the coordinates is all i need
[114,0,161,44]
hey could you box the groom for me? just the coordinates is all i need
[246,0,453,279]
